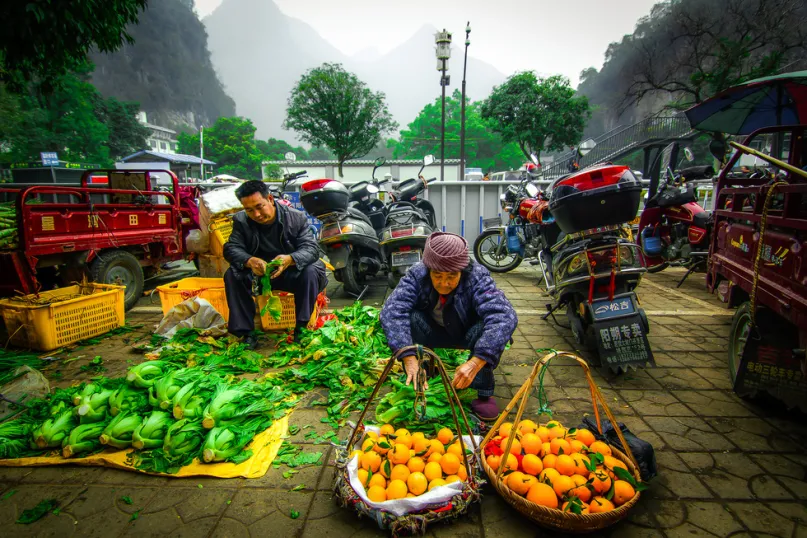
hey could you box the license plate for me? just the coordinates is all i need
[391,250,421,267]
[483,217,501,229]
[591,296,636,321]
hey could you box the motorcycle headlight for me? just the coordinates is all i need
[340,224,354,234]
[619,245,636,266]
[567,253,588,276]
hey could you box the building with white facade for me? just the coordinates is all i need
[136,111,179,154]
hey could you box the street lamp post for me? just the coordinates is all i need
[459,23,471,183]
[435,30,452,182]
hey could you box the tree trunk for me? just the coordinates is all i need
[338,159,344,178]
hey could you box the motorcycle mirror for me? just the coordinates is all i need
[529,153,539,164]
[374,157,386,167]
[683,147,694,162]
[709,138,727,162]
[284,152,297,162]
[525,183,539,197]
[578,138,596,156]
[367,184,379,194]
[423,155,435,166]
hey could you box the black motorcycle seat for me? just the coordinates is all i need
[347,207,373,226]
[692,210,712,229]
[386,205,428,226]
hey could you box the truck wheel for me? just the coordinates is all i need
[728,302,753,388]
[91,250,144,311]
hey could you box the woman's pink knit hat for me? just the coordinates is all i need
[422,232,469,272]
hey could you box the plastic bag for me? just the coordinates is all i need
[346,424,481,517]
[579,415,657,481]
[184,229,209,254]
[0,366,50,420]
[155,297,228,339]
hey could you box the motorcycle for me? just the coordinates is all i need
[299,157,389,297]
[637,143,715,281]
[380,155,438,288]
[473,168,559,272]
[540,162,654,373]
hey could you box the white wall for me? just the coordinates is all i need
[263,163,461,183]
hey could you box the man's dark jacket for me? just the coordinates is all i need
[223,201,320,271]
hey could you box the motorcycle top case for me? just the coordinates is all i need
[300,178,350,217]
[549,165,642,234]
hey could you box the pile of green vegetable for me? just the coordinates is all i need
[0,201,18,250]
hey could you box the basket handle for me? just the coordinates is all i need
[481,350,639,481]
[344,344,480,487]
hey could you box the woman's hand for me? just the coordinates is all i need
[402,355,428,391]
[452,357,487,390]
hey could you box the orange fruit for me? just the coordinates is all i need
[407,472,428,495]
[555,454,576,476]
[612,480,636,506]
[368,473,387,489]
[589,441,612,457]
[550,438,571,456]
[390,464,410,482]
[358,468,369,487]
[437,427,454,445]
[379,458,392,479]
[349,449,363,461]
[522,454,543,476]
[361,438,375,452]
[509,472,538,496]
[521,433,542,455]
[386,479,408,500]
[562,500,589,513]
[570,474,592,503]
[553,475,576,498]
[447,441,465,459]
[425,439,445,457]
[394,428,410,438]
[407,456,426,473]
[389,443,410,465]
[603,455,628,474]
[361,451,381,472]
[518,419,538,434]
[365,431,379,442]
[379,424,395,436]
[536,426,551,443]
[424,461,443,482]
[571,453,591,476]
[367,485,387,502]
[589,496,615,513]
[411,431,426,443]
[574,428,596,447]
[502,438,522,456]
[405,493,415,498]
[498,422,514,439]
[428,452,443,464]
[373,436,392,454]
[548,426,567,440]
[590,471,612,494]
[526,482,558,508]
[428,478,447,491]
[542,454,558,470]
[503,453,519,472]
[440,453,461,475]
[569,440,585,454]
[539,467,560,486]
[412,436,430,456]
[486,454,501,471]
[456,465,468,481]
[541,442,551,457]
[445,474,461,484]
[546,420,562,428]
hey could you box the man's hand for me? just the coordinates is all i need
[246,257,268,276]
[270,254,294,279]
[452,357,486,390]
[402,355,428,391]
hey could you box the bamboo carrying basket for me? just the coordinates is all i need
[333,345,483,536]
[480,350,643,533]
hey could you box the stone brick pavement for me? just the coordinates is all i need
[1,267,806,537]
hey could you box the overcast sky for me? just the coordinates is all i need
[194,0,659,86]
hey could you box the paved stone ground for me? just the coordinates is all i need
[1,266,806,537]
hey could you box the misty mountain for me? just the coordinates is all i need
[204,0,508,140]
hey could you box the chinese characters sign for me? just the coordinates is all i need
[594,314,655,372]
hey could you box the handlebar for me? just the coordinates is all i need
[377,179,390,186]
[426,177,438,184]
[283,170,308,181]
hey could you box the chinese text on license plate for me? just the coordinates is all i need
[592,297,635,321]
[391,250,421,267]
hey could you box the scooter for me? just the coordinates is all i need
[380,155,438,288]
[299,158,388,297]
[637,143,715,284]
[540,161,654,373]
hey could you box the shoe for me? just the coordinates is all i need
[242,334,259,351]
[471,396,500,422]
[292,323,307,343]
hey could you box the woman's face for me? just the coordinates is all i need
[430,270,461,295]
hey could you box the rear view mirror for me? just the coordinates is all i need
[709,139,727,162]
[374,157,386,167]
[284,152,297,162]
[529,153,539,164]
[423,155,435,166]
[578,138,596,157]
[525,183,539,197]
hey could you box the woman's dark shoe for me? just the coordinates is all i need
[243,334,259,351]
[471,396,500,422]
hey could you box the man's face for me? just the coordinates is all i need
[241,192,276,224]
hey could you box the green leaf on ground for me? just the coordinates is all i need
[120,496,133,505]
[291,484,305,491]
[290,509,300,519]
[16,499,58,524]
[1,489,17,501]
[129,510,140,522]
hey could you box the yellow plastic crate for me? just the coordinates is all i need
[257,292,296,331]
[0,283,125,351]
[156,277,229,319]
[209,217,233,256]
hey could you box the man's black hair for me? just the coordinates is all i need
[235,180,271,200]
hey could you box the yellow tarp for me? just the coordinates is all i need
[0,415,288,479]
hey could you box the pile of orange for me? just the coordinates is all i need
[485,419,639,514]
[349,424,471,503]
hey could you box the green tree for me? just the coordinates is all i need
[284,63,397,177]
[255,138,309,160]
[0,0,147,85]
[95,97,150,160]
[177,116,264,179]
[308,146,335,160]
[481,73,590,164]
[391,89,524,172]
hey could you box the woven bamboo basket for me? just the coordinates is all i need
[480,350,643,533]
[333,345,483,536]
